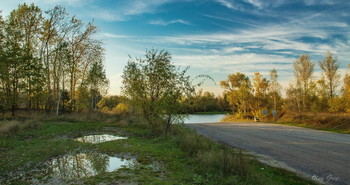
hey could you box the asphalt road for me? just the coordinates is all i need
[186,122,350,185]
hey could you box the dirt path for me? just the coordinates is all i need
[186,122,350,185]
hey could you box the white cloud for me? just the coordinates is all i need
[244,0,264,9]
[103,33,130,38]
[149,19,190,26]
[173,53,292,71]
[215,0,235,9]
[304,0,336,6]
[223,47,245,53]
[93,0,176,21]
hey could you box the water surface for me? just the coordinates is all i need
[41,152,136,180]
[184,114,226,124]
[75,134,127,144]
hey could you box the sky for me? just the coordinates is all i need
[1,0,350,95]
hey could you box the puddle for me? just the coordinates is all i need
[74,134,127,144]
[1,152,137,184]
[41,152,136,180]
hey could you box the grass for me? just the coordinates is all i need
[221,111,350,134]
[0,113,316,184]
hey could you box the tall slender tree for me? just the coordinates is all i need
[293,54,314,110]
[252,72,269,114]
[319,51,340,98]
[269,69,280,111]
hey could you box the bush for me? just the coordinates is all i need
[328,97,347,113]
[112,103,129,114]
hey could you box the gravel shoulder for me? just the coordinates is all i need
[186,122,350,185]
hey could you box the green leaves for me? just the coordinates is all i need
[122,49,199,135]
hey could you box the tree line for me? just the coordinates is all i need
[0,3,108,116]
[219,51,349,119]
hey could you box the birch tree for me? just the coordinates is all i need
[293,54,314,110]
[319,51,340,98]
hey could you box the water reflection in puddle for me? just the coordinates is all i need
[41,152,136,180]
[75,134,127,144]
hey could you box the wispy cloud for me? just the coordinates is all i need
[223,47,245,53]
[93,0,176,21]
[149,19,190,26]
[215,0,245,11]
[103,33,130,38]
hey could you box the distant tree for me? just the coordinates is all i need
[87,59,109,111]
[319,51,340,98]
[285,82,302,115]
[252,72,269,115]
[269,69,281,111]
[122,49,200,135]
[343,64,350,111]
[220,72,252,116]
[293,54,314,110]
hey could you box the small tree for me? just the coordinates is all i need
[122,49,201,136]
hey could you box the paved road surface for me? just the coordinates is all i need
[186,122,350,185]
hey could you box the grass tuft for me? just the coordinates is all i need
[0,120,20,136]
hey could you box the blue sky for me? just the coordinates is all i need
[1,0,349,95]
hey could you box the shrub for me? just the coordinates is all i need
[328,97,347,113]
[112,103,129,114]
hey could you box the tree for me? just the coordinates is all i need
[293,54,314,109]
[252,72,269,115]
[285,82,302,115]
[0,3,107,116]
[343,64,350,111]
[269,69,281,111]
[319,51,340,98]
[220,72,252,116]
[86,59,109,111]
[122,49,198,136]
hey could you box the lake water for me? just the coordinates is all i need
[184,114,226,124]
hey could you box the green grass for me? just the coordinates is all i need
[0,116,316,184]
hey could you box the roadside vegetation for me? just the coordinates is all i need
[0,113,315,184]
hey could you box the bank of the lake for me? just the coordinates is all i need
[0,115,315,184]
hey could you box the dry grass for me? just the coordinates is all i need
[0,120,20,136]
[277,111,350,133]
[221,114,254,122]
[0,111,126,137]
